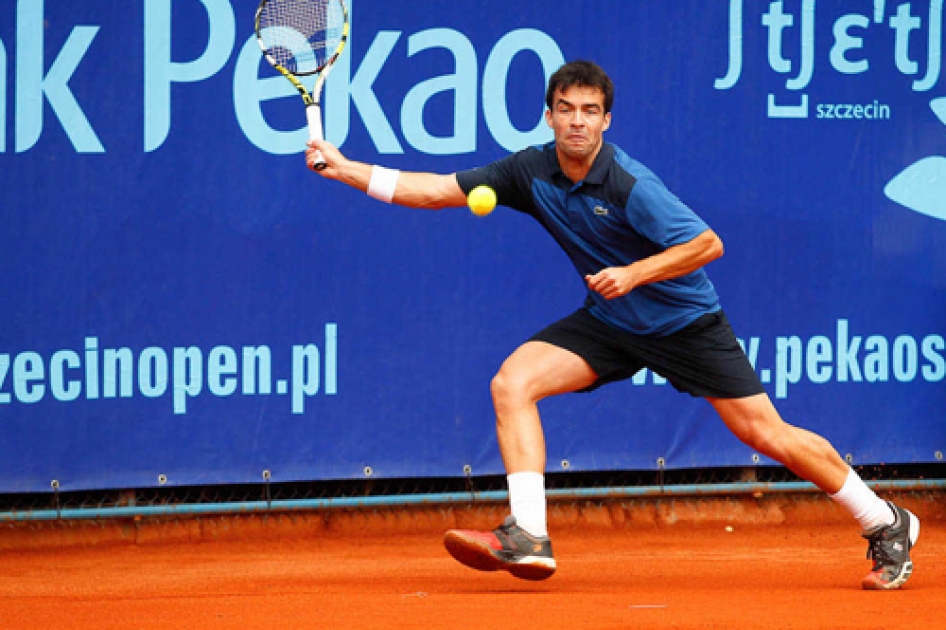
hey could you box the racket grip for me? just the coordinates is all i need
[306,104,327,171]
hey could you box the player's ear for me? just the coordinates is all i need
[545,109,553,128]
[603,112,612,131]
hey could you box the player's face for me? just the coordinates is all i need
[545,85,611,163]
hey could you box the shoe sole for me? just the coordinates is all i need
[862,509,920,591]
[443,530,556,581]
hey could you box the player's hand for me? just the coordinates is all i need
[305,140,345,176]
[585,266,638,300]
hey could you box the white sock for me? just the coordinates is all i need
[507,471,547,537]
[829,468,895,532]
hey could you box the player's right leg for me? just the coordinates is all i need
[443,340,597,580]
[443,515,557,581]
[490,340,598,475]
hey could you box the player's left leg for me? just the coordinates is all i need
[708,393,847,491]
[709,393,920,589]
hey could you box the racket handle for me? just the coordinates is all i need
[306,104,327,171]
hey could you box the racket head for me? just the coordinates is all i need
[255,0,348,77]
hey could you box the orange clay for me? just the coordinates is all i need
[0,500,943,630]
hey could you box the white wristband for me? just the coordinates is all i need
[367,165,400,203]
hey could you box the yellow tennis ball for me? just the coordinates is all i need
[467,185,497,216]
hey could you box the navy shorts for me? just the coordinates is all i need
[529,308,765,399]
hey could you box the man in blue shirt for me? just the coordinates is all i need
[458,139,720,337]
[305,61,918,590]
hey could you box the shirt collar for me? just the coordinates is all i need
[546,141,615,187]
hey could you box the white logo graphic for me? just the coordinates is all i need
[884,97,946,221]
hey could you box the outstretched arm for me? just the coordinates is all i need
[306,140,468,210]
[585,228,724,300]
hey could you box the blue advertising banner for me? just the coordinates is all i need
[1,0,944,493]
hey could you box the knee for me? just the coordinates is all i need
[490,369,514,405]
[713,397,787,457]
[739,426,779,458]
[733,415,797,461]
[490,367,531,409]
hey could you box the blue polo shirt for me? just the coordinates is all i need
[456,141,720,336]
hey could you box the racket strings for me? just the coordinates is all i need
[258,0,344,74]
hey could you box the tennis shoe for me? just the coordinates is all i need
[861,501,920,590]
[443,516,556,580]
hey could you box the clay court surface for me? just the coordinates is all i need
[1,498,943,630]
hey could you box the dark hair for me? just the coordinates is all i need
[545,61,614,113]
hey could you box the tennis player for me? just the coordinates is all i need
[305,60,919,590]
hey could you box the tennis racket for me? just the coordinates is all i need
[255,0,349,170]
